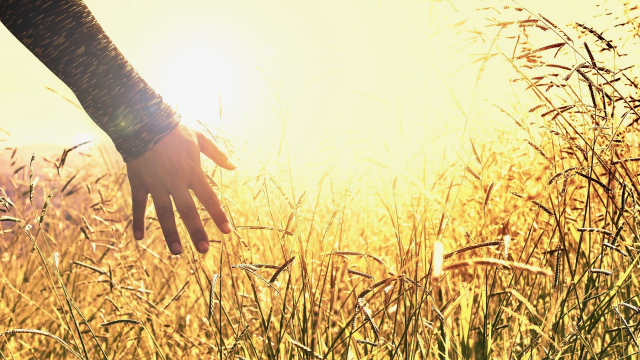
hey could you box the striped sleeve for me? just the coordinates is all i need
[0,0,180,162]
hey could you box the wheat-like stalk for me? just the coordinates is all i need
[433,306,445,323]
[100,319,142,327]
[548,171,564,186]
[269,256,296,283]
[618,303,640,313]
[554,246,562,291]
[612,223,624,247]
[289,339,322,359]
[470,138,482,165]
[329,251,385,265]
[576,227,614,236]
[516,42,565,59]
[251,264,281,270]
[38,186,57,224]
[352,298,364,332]
[235,225,295,236]
[356,339,379,346]
[575,172,613,193]
[72,261,107,276]
[576,23,614,49]
[347,269,375,280]
[465,165,481,181]
[587,268,612,276]
[444,241,502,260]
[532,200,554,216]
[240,268,279,293]
[613,157,640,165]
[362,307,380,341]
[559,175,570,201]
[1,329,83,359]
[231,264,261,272]
[269,176,295,209]
[510,191,525,199]
[227,324,249,358]
[208,274,219,319]
[620,183,627,215]
[613,305,638,347]
[525,139,551,163]
[163,280,189,310]
[603,242,628,257]
[443,258,553,276]
[484,182,494,210]
[549,166,577,185]
[29,153,35,203]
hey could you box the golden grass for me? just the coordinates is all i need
[2,1,640,359]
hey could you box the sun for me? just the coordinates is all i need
[146,23,251,129]
[163,50,232,126]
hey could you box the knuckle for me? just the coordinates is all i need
[132,198,147,212]
[181,206,200,219]
[199,190,219,207]
[156,206,175,219]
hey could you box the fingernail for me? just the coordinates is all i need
[222,222,232,234]
[227,159,238,169]
[134,230,142,240]
[170,242,182,254]
[197,241,210,253]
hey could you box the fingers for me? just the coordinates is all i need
[131,184,149,240]
[172,189,210,254]
[192,176,232,234]
[196,131,236,170]
[150,190,183,255]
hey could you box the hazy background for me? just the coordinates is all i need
[0,0,630,172]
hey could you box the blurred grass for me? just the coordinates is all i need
[3,1,640,359]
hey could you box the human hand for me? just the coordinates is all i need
[126,123,236,255]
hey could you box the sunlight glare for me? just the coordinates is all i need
[164,50,232,126]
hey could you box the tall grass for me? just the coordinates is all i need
[2,1,640,359]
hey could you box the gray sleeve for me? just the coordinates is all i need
[0,0,180,162]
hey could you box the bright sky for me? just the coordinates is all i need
[0,0,633,170]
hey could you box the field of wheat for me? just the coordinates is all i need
[2,1,640,359]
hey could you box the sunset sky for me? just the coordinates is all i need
[0,0,630,168]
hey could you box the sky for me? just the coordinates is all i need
[0,0,633,170]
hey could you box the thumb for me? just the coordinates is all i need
[196,131,237,170]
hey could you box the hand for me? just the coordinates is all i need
[126,123,236,255]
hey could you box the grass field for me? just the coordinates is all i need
[2,2,640,359]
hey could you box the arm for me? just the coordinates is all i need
[0,0,177,162]
[0,0,235,255]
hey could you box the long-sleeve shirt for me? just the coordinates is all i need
[0,0,180,162]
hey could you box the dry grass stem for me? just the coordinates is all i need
[465,165,481,181]
[347,269,375,280]
[443,258,553,277]
[444,241,502,260]
[208,274,219,319]
[576,228,614,236]
[235,225,295,236]
[100,319,142,327]
[269,256,296,283]
[588,268,612,276]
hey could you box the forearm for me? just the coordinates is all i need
[0,0,179,162]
